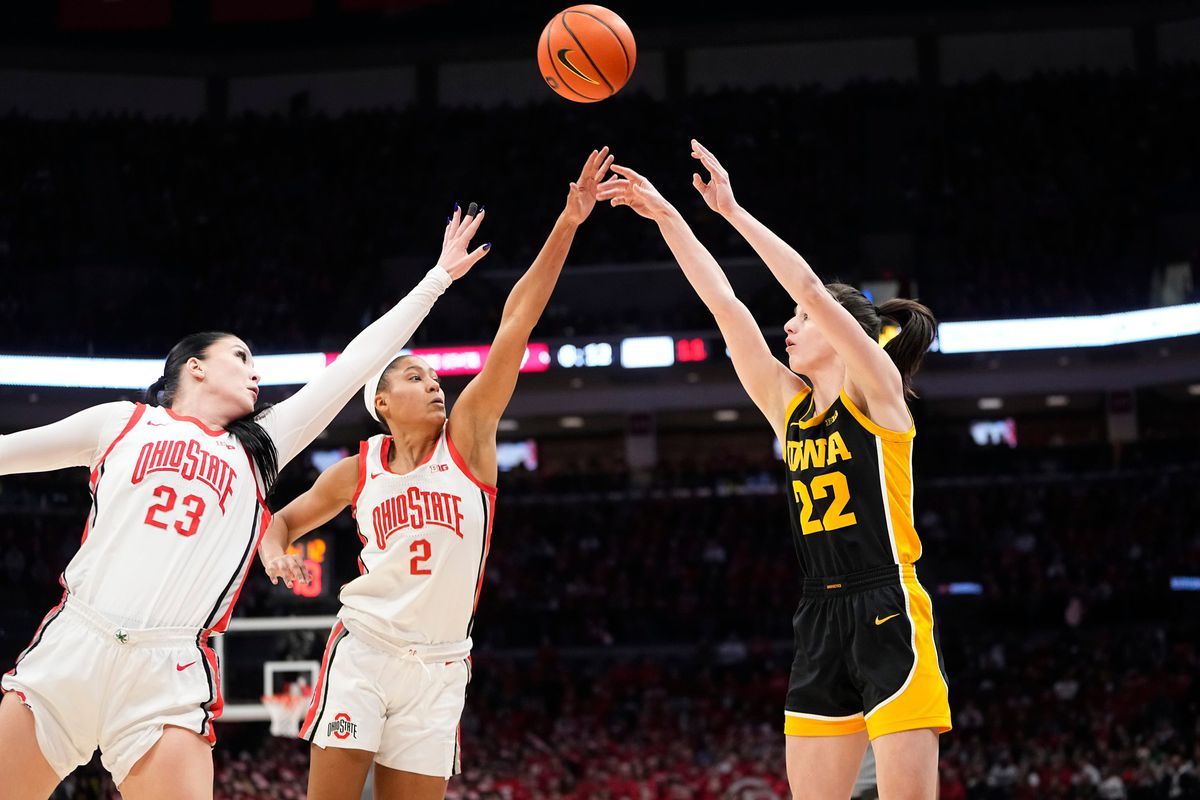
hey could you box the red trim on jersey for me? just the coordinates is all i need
[379,435,437,475]
[299,622,345,738]
[445,425,498,495]
[164,408,227,437]
[206,506,272,635]
[471,492,496,614]
[351,441,371,574]
[88,403,147,486]
[350,441,370,514]
[4,590,68,679]
[198,631,223,744]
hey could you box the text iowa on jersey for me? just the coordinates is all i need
[131,439,238,512]
[371,487,466,550]
[786,431,854,472]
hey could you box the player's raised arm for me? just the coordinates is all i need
[258,454,360,588]
[689,139,910,413]
[597,164,805,438]
[261,208,489,469]
[450,148,613,483]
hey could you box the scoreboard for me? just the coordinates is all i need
[286,534,331,600]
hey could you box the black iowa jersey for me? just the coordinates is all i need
[783,387,921,577]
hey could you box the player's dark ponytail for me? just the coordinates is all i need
[825,283,937,398]
[877,298,937,398]
[146,331,279,493]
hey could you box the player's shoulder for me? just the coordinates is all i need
[96,400,142,432]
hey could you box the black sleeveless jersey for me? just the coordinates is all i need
[783,388,922,577]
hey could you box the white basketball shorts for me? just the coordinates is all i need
[299,621,471,779]
[1,595,221,786]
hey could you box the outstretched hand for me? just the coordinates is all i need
[595,164,677,222]
[563,146,616,226]
[263,552,310,590]
[690,139,739,216]
[436,203,490,280]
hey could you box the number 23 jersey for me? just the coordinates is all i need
[339,426,496,646]
[783,388,922,577]
[64,402,269,631]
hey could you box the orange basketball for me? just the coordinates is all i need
[537,5,636,103]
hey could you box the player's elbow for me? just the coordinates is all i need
[793,274,826,305]
[707,292,743,321]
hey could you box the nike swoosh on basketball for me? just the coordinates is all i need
[874,613,900,626]
[556,48,600,85]
[146,421,168,426]
[370,473,383,480]
[176,661,197,671]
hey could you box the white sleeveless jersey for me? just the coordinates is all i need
[62,403,269,631]
[338,426,496,646]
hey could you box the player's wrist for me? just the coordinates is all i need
[654,205,684,225]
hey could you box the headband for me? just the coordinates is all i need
[362,353,408,422]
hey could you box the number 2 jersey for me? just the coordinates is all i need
[784,388,921,577]
[338,426,496,647]
[62,402,269,631]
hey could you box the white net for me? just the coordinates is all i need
[261,679,311,738]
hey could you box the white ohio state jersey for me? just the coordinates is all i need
[62,403,269,631]
[338,426,496,646]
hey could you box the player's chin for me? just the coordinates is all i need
[231,395,256,418]
[786,351,807,375]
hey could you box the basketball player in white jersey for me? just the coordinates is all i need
[0,208,489,800]
[257,147,615,800]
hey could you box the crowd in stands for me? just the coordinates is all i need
[2,67,1197,357]
[42,620,1200,799]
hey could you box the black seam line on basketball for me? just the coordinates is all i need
[197,630,215,737]
[566,9,633,80]
[306,628,348,742]
[466,488,489,638]
[203,506,262,631]
[9,600,66,676]
[546,16,591,101]
[560,13,615,93]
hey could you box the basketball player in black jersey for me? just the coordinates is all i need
[598,142,950,799]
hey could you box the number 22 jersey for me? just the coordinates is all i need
[783,388,922,577]
[338,426,496,647]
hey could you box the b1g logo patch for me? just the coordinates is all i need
[327,712,357,740]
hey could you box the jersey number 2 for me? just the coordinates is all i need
[792,472,857,535]
[410,539,432,575]
[144,485,207,537]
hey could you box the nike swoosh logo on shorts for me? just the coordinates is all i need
[176,661,197,671]
[874,614,900,626]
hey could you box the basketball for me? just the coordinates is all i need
[537,5,636,103]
